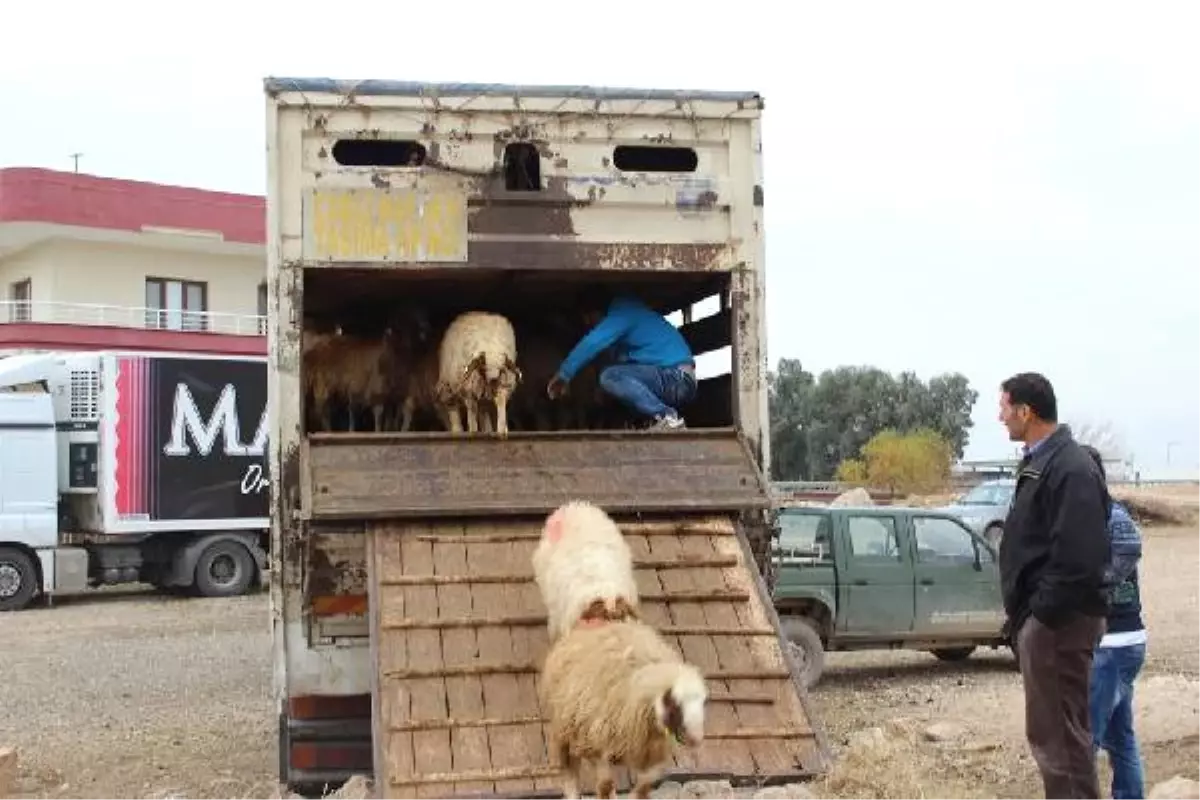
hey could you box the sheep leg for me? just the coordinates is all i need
[479,402,495,434]
[631,763,665,799]
[594,758,617,799]
[551,737,581,800]
[464,397,479,433]
[445,402,463,434]
[493,386,511,438]
[400,395,416,432]
[372,403,384,432]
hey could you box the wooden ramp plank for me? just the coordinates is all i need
[369,514,830,799]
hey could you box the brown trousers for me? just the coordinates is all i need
[1017,612,1106,798]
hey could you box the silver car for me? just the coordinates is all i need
[939,478,1016,547]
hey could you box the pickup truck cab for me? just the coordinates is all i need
[772,504,1011,687]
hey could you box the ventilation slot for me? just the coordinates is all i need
[503,142,541,191]
[331,139,427,167]
[69,369,100,421]
[613,145,698,173]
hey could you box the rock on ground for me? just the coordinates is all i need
[1150,775,1200,799]
[923,721,965,742]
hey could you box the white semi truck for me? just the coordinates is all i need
[0,350,269,611]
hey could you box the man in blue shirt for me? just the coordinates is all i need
[547,290,697,430]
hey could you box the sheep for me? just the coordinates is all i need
[532,500,640,642]
[302,311,427,433]
[539,618,709,799]
[436,310,522,436]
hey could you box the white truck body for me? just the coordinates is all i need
[0,350,270,610]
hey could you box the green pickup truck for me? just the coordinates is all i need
[771,504,1013,688]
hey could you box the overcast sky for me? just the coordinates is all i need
[3,1,1196,475]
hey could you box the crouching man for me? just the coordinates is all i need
[547,288,696,430]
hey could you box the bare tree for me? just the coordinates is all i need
[1070,418,1129,462]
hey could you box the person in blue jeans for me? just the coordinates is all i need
[547,289,696,430]
[1083,444,1147,799]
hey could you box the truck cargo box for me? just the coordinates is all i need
[265,77,831,795]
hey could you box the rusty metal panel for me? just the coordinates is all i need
[303,186,468,263]
[305,429,770,521]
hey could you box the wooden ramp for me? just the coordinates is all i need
[366,514,830,799]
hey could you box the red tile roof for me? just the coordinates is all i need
[0,167,265,245]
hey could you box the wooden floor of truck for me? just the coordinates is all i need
[366,514,830,799]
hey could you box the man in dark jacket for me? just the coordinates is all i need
[997,372,1111,799]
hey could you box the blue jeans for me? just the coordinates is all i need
[598,363,697,420]
[1090,643,1146,799]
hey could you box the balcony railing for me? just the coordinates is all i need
[1,300,266,336]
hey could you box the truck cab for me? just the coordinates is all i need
[0,392,59,610]
[772,504,1010,687]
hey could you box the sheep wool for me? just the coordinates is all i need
[532,500,640,641]
[436,310,521,436]
[539,619,709,799]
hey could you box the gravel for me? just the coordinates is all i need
[2,525,1196,799]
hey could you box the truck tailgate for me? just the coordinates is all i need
[365,512,829,797]
[303,429,770,520]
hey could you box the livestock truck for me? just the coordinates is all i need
[266,76,831,796]
[0,350,269,611]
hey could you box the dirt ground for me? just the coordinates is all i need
[3,525,1197,799]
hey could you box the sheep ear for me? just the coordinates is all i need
[544,509,565,544]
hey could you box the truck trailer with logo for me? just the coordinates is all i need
[0,350,269,611]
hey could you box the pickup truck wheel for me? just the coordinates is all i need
[931,646,976,662]
[782,616,825,689]
[194,541,255,598]
[984,524,1003,548]
[0,546,39,612]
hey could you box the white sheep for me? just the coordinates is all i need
[539,618,709,799]
[436,310,522,436]
[532,500,640,642]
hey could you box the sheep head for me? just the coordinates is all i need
[643,663,708,748]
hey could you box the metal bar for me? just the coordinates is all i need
[376,559,737,587]
[380,616,775,636]
[384,664,791,680]
[387,717,811,740]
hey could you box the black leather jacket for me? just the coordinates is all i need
[999,425,1111,636]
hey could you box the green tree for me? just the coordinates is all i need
[767,359,978,481]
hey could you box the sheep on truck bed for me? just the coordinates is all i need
[266,76,830,797]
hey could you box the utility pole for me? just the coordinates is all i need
[70,153,83,173]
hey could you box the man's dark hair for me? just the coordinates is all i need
[1000,372,1058,422]
[1081,444,1107,481]
[576,285,613,316]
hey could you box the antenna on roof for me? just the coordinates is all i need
[69,153,83,173]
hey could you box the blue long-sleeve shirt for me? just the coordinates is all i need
[555,296,694,382]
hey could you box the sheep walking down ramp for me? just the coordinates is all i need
[532,500,641,642]
[539,618,709,799]
[363,513,832,798]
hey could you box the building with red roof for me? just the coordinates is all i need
[0,167,266,355]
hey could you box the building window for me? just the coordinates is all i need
[257,282,268,335]
[145,277,207,331]
[8,279,32,322]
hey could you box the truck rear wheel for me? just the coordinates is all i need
[193,540,255,598]
[0,546,39,612]
[781,616,826,689]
